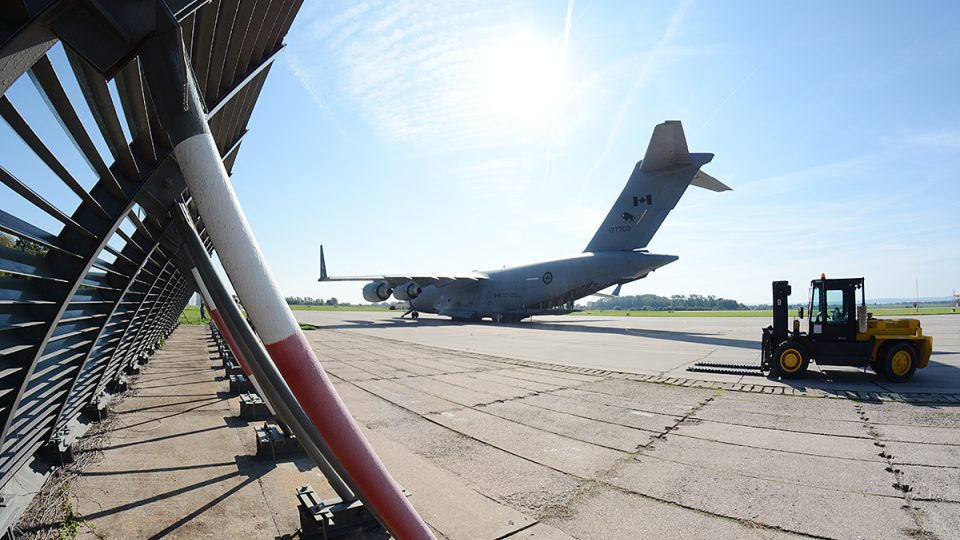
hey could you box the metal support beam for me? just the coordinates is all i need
[137,9,432,537]
[174,204,355,503]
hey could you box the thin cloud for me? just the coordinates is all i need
[903,130,960,149]
[580,0,693,198]
[700,39,783,130]
[300,2,517,149]
[544,0,576,179]
[285,54,349,138]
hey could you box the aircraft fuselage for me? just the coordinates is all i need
[411,251,678,321]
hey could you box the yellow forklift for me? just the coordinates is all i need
[761,276,933,382]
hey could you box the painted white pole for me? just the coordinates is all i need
[176,135,432,539]
[140,21,432,534]
[192,268,254,377]
[177,213,358,503]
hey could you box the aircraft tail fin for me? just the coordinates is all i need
[319,245,328,280]
[584,121,729,253]
[639,119,692,172]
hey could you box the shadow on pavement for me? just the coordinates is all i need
[317,317,960,403]
[322,317,762,350]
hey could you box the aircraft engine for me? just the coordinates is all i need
[392,282,422,301]
[362,281,392,303]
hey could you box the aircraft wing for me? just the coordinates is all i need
[317,246,487,287]
[318,274,488,287]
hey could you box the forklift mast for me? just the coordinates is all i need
[771,280,792,344]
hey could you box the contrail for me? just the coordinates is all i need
[285,54,350,139]
[701,39,783,129]
[544,0,575,180]
[579,0,692,201]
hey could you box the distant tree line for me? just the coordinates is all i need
[0,232,49,257]
[285,296,340,306]
[1,232,49,278]
[587,293,746,311]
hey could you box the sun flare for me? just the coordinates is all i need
[478,32,565,124]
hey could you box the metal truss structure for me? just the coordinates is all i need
[0,0,302,532]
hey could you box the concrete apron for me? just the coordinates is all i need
[66,324,959,539]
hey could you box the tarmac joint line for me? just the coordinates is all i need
[853,401,940,540]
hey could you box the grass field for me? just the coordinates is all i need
[288,305,392,312]
[575,307,959,317]
[179,305,205,325]
[180,304,957,325]
[178,304,371,329]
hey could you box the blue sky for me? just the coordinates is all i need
[3,1,958,305]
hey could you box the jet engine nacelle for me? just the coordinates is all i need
[362,281,392,303]
[392,282,422,301]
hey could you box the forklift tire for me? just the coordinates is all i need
[881,342,917,383]
[770,341,809,379]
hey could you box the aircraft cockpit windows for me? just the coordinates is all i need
[826,289,846,323]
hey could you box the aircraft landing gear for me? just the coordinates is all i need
[400,302,420,319]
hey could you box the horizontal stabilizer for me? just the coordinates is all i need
[691,170,731,192]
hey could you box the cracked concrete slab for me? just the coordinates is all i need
[549,386,704,418]
[478,399,653,452]
[607,456,914,539]
[886,440,960,467]
[639,433,895,496]
[691,406,867,438]
[674,420,884,461]
[53,312,960,540]
[899,464,960,502]
[912,501,960,539]
[298,312,960,398]
[354,378,461,415]
[363,429,536,540]
[872,423,960,445]
[399,375,503,407]
[426,407,626,479]
[543,487,805,540]
[516,391,679,434]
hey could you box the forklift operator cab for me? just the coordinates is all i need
[807,278,866,341]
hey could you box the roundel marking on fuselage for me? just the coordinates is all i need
[542,271,553,285]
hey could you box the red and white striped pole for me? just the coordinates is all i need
[139,18,434,539]
[176,208,356,503]
[192,269,254,378]
[192,268,279,418]
[177,139,432,539]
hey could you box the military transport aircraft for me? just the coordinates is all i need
[319,120,730,322]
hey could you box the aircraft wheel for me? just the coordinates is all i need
[770,340,809,379]
[412,311,419,319]
[881,342,917,383]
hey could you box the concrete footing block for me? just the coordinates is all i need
[239,393,271,420]
[229,374,252,394]
[255,423,300,459]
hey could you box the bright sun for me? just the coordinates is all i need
[478,32,564,124]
